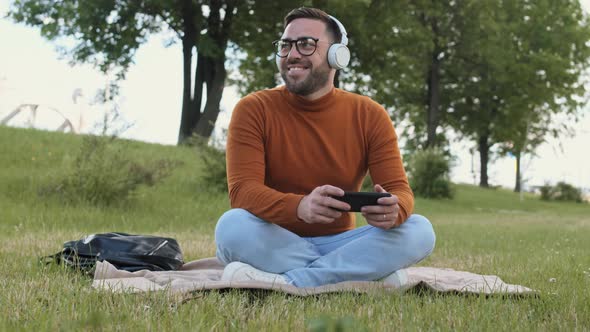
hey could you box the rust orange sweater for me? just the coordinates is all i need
[226,86,414,237]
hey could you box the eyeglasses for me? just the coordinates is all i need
[272,37,321,57]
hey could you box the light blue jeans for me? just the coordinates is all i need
[215,208,436,287]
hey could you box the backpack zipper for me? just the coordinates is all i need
[147,240,168,255]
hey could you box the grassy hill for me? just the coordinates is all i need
[1,125,589,331]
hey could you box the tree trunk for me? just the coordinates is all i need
[187,52,206,136]
[191,0,235,139]
[194,56,226,138]
[514,150,521,192]
[178,45,208,143]
[478,134,490,187]
[178,36,194,144]
[177,0,197,144]
[424,14,441,149]
[426,52,441,148]
[193,52,206,121]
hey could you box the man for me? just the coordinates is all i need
[215,7,435,288]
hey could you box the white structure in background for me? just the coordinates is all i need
[0,81,95,134]
[1,80,130,139]
[1,102,78,133]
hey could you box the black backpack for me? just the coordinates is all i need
[45,232,184,274]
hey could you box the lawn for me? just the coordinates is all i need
[1,125,589,331]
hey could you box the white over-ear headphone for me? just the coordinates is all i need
[275,14,351,70]
[327,15,350,70]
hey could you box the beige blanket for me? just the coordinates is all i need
[92,258,536,296]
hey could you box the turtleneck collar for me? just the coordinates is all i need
[281,85,337,112]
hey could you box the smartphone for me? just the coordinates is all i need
[332,192,392,212]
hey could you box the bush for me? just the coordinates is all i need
[42,135,179,205]
[407,148,454,199]
[190,134,228,192]
[539,184,553,200]
[539,181,583,203]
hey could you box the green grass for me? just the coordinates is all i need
[1,125,589,331]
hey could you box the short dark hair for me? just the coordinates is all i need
[284,7,342,43]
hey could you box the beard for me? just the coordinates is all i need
[281,59,331,96]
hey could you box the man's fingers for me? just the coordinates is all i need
[300,185,351,224]
[363,202,400,229]
[361,204,395,215]
[365,210,400,229]
[363,213,391,223]
[326,196,351,212]
[363,203,399,217]
[306,207,340,224]
[317,185,345,197]
[312,185,350,211]
[373,185,398,205]
[366,219,397,230]
[311,204,342,219]
[374,184,386,193]
[377,195,398,205]
[306,215,336,224]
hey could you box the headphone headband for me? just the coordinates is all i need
[326,14,350,69]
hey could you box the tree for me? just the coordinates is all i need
[447,0,590,187]
[8,0,293,144]
[402,0,467,149]
[499,0,589,192]
[498,106,576,192]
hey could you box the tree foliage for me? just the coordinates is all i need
[446,0,590,187]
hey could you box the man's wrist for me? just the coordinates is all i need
[296,195,308,222]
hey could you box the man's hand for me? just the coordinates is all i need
[361,184,400,230]
[297,185,351,224]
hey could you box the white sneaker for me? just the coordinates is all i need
[221,262,288,285]
[381,269,408,289]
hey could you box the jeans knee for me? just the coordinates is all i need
[214,208,251,251]
[406,214,436,256]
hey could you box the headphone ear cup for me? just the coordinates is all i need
[327,43,351,69]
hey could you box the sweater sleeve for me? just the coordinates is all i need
[225,94,304,224]
[366,104,414,224]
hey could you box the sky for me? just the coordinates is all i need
[1,1,589,191]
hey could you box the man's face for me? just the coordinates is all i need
[278,18,334,97]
